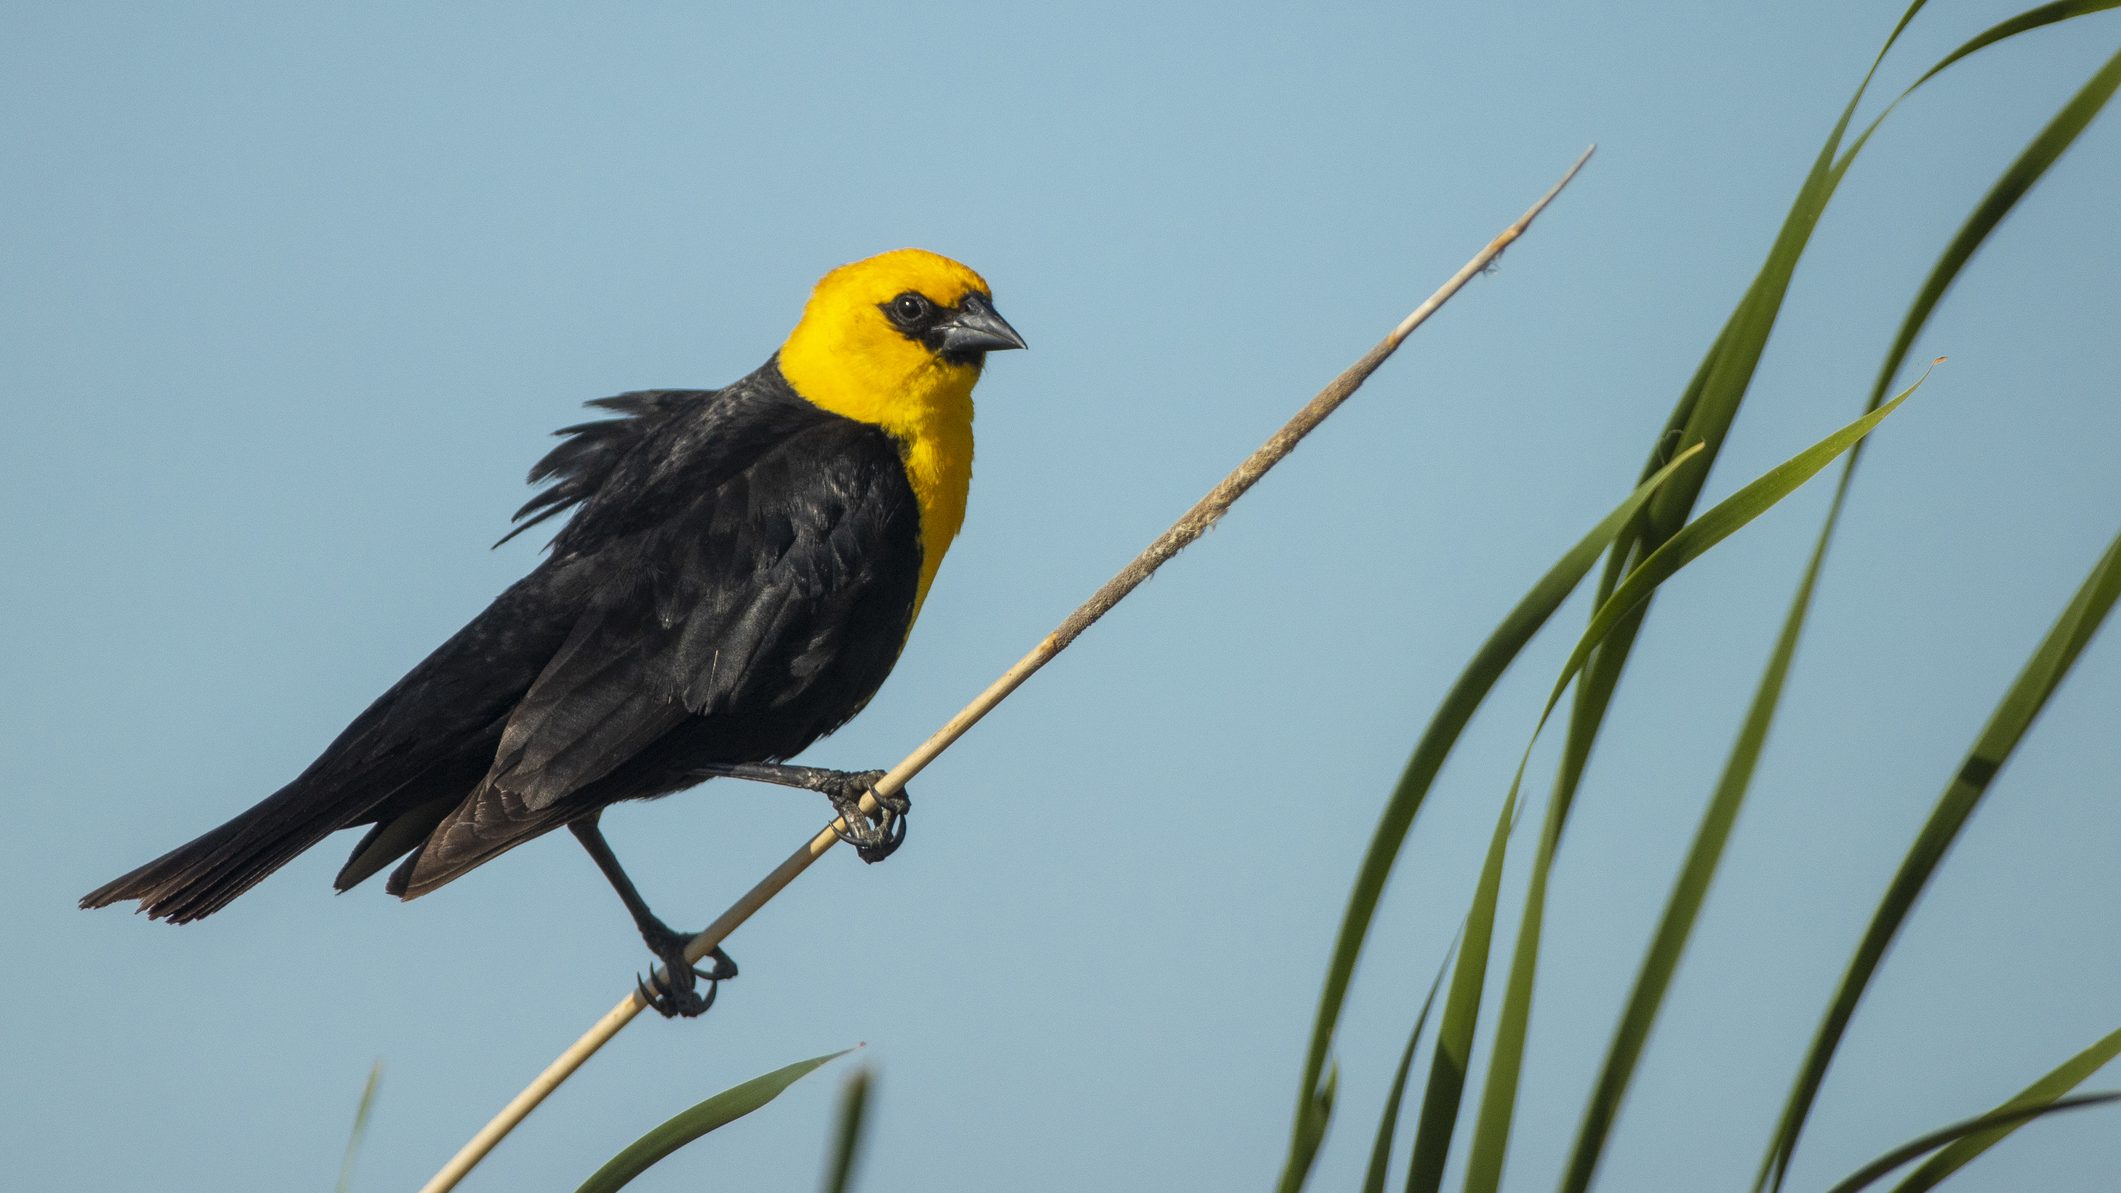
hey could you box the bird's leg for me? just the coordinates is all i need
[568,817,736,1018]
[689,763,910,863]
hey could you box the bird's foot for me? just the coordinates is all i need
[822,770,911,864]
[684,762,910,862]
[635,927,737,1019]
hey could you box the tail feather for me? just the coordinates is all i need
[79,783,370,923]
[334,795,457,892]
[385,779,570,899]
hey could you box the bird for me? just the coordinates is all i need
[81,248,1026,1016]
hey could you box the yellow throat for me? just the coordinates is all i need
[777,248,995,618]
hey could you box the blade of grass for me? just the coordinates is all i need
[1566,0,1924,747]
[1558,0,2109,874]
[574,1049,853,1193]
[1275,443,1706,1191]
[1406,783,1523,1193]
[1301,5,2112,1188]
[1456,384,1922,1193]
[1903,1,2121,91]
[1569,0,2119,1109]
[1527,12,2121,1187]
[1557,458,1843,1193]
[1827,1,2121,225]
[1889,1026,2121,1192]
[1759,45,2121,1188]
[1761,518,2121,1190]
[1537,8,2121,1186]
[1826,1092,2121,1193]
[1403,389,1919,1193]
[1361,950,1453,1193]
[822,1068,874,1193]
[1616,0,2121,601]
[337,1060,382,1193]
[1532,10,1918,1023]
[1861,34,2121,424]
[1404,386,1913,1193]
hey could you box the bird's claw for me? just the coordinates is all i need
[635,941,737,1019]
[637,969,716,1017]
[826,771,910,864]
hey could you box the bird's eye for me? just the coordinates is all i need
[888,292,932,326]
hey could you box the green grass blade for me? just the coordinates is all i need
[336,1060,382,1193]
[1406,785,1523,1193]
[1360,951,1453,1193]
[1826,1,2121,205]
[821,1067,874,1193]
[1282,0,2072,1138]
[1557,44,1874,853]
[1559,0,2103,856]
[1863,42,2121,422]
[574,1049,853,1193]
[1558,466,1846,1193]
[1826,1093,2121,1193]
[1888,1026,2121,1192]
[1572,387,1915,694]
[1703,67,2121,1191]
[1905,1,2121,92]
[1591,0,1917,599]
[1273,445,1706,1192]
[1762,520,2121,1190]
[1456,387,1920,1193]
[1758,47,2121,1187]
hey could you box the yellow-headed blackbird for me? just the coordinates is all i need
[83,249,1024,1015]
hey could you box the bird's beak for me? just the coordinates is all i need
[937,293,1028,355]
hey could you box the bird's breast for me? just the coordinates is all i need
[896,414,973,620]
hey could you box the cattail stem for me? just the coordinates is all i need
[417,145,1594,1193]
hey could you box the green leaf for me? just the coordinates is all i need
[1758,40,2121,1189]
[1762,518,2121,1189]
[1359,949,1452,1193]
[1561,0,2112,889]
[1863,35,2121,429]
[1823,1,2121,212]
[821,1067,874,1193]
[337,1060,382,1193]
[1890,1026,2121,1191]
[1598,55,2121,1193]
[1826,1092,2121,1193]
[1406,785,1522,1193]
[1458,383,1921,1193]
[1579,0,1918,637]
[1903,1,2121,93]
[1558,448,1844,1193]
[1542,0,1909,930]
[574,1049,853,1193]
[1272,444,1707,1192]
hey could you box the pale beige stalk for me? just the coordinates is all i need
[418,145,1595,1193]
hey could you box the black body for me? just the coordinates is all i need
[84,360,925,921]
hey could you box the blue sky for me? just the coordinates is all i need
[5,3,2119,1191]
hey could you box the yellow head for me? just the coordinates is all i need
[777,248,1025,618]
[777,248,1023,433]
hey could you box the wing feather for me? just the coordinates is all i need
[397,415,922,893]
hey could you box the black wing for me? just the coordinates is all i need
[495,390,702,548]
[394,413,923,894]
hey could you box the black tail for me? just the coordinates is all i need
[79,782,357,923]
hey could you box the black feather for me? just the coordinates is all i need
[494,389,705,548]
[84,360,927,914]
